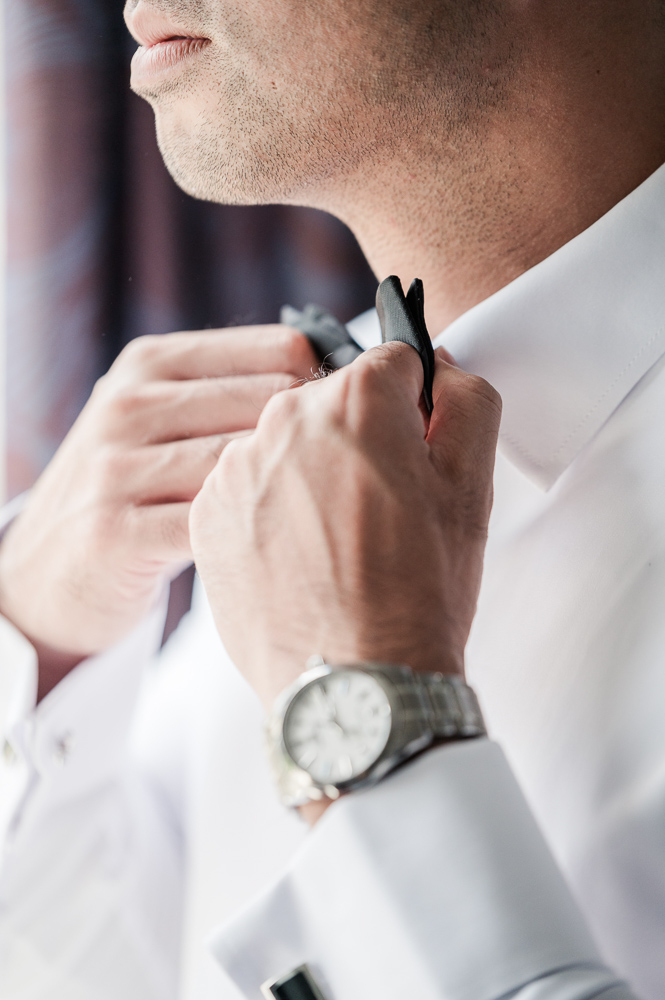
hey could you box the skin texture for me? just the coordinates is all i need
[189,339,502,822]
[124,0,499,206]
[1,1,665,745]
[0,327,318,699]
[125,0,665,331]
[190,343,501,711]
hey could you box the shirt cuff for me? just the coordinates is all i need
[209,739,607,1000]
[0,598,167,843]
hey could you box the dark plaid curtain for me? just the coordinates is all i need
[4,0,376,499]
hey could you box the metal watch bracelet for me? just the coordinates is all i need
[266,663,486,809]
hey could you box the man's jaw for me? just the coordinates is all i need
[125,1,211,89]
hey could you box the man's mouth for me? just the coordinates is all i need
[126,4,211,87]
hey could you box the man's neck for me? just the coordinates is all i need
[313,3,665,335]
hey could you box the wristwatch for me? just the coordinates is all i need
[265,661,486,808]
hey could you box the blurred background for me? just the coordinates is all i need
[1,0,377,503]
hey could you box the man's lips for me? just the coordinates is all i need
[131,37,210,87]
[126,2,207,48]
[127,4,210,86]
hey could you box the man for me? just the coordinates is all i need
[1,0,665,998]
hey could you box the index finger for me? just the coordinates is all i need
[115,325,320,383]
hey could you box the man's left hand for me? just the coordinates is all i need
[190,341,501,714]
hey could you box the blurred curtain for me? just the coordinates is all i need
[4,0,377,499]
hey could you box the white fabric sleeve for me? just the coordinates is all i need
[0,604,183,1000]
[209,740,637,1000]
[0,615,38,839]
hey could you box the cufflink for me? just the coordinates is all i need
[261,964,328,1000]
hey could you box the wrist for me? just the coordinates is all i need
[0,571,85,700]
[32,639,86,701]
[312,630,467,679]
[263,642,465,702]
[266,661,485,815]
[0,621,83,703]
[298,797,334,826]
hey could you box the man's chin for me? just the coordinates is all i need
[156,136,221,203]
[153,114,305,208]
[153,116,238,205]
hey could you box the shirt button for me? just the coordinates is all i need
[2,739,18,765]
[52,731,75,765]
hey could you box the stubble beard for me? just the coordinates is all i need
[145,47,377,209]
[137,0,506,212]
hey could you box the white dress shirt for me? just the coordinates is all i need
[3,160,665,1000]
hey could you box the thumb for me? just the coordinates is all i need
[426,351,502,499]
[326,339,428,445]
[358,339,426,407]
[346,339,427,425]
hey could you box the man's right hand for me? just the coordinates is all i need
[0,326,318,696]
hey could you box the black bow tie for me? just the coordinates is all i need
[281,275,435,414]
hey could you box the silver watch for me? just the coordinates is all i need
[265,662,486,808]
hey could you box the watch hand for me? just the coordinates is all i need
[322,689,339,723]
[312,686,336,722]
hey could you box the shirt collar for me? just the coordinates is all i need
[434,162,665,490]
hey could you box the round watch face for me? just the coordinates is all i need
[284,670,393,785]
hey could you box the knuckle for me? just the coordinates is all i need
[105,383,152,424]
[214,436,252,489]
[216,436,242,472]
[88,372,112,403]
[441,372,502,431]
[102,335,172,395]
[346,355,384,399]
[90,446,133,495]
[254,388,304,448]
[338,357,386,427]
[114,334,162,371]
[261,385,299,424]
[462,374,502,419]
